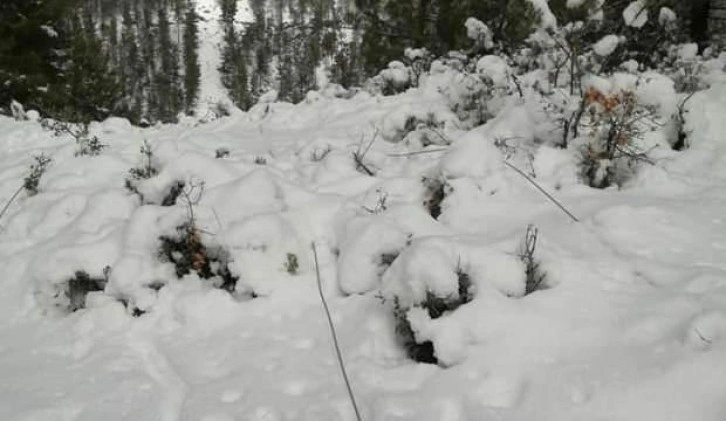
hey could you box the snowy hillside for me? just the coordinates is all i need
[2,58,726,421]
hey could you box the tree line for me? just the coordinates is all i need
[0,0,712,124]
[0,0,200,124]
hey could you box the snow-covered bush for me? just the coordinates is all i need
[158,221,239,293]
[465,18,494,53]
[383,244,474,364]
[380,107,453,146]
[405,48,433,88]
[659,43,711,93]
[10,100,27,121]
[381,238,528,365]
[157,183,239,293]
[575,81,662,188]
[390,268,472,364]
[376,61,413,96]
[427,54,513,128]
[337,216,411,295]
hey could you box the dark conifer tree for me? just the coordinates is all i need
[183,1,201,113]
[0,0,73,112]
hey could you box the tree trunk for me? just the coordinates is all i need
[691,0,711,47]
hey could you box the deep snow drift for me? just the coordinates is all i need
[1,70,726,421]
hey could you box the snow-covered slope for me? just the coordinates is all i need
[194,0,234,115]
[1,78,726,421]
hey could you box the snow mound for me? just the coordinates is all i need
[623,0,648,28]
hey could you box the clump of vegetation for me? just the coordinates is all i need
[284,253,299,275]
[128,140,158,180]
[125,140,159,202]
[215,148,230,159]
[158,182,238,292]
[392,267,473,364]
[422,176,450,220]
[519,225,547,295]
[23,154,53,196]
[43,120,107,156]
[161,181,187,206]
[56,268,109,313]
[577,87,658,188]
[158,223,239,292]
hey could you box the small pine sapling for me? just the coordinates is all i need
[519,225,547,295]
[23,154,52,196]
[125,140,159,202]
[129,140,158,180]
[46,121,106,156]
[284,253,299,275]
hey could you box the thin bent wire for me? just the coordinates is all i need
[312,242,364,421]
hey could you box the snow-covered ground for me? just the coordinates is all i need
[1,74,726,421]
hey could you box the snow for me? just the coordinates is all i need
[659,7,677,26]
[527,0,557,29]
[566,0,587,7]
[40,24,59,38]
[678,43,699,61]
[476,55,511,88]
[194,0,237,118]
[464,18,489,42]
[593,35,621,57]
[623,0,649,28]
[379,61,412,90]
[2,37,726,421]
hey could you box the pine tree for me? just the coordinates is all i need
[120,2,142,121]
[0,0,74,113]
[155,7,184,122]
[183,1,201,113]
[62,12,121,122]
